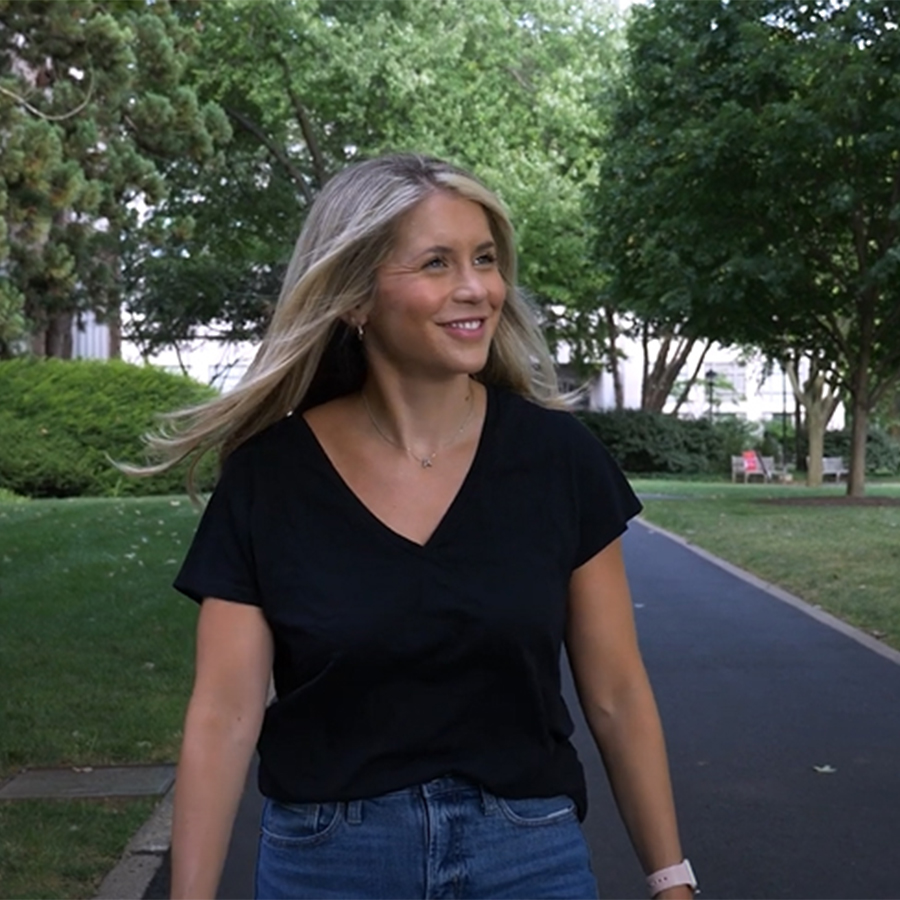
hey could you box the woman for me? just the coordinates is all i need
[154,153,696,899]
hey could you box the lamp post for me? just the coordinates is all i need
[705,369,716,422]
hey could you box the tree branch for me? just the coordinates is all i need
[277,56,328,188]
[0,70,94,121]
[224,105,313,205]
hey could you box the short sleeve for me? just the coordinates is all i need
[570,419,643,569]
[173,450,260,606]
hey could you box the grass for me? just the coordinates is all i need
[631,478,900,651]
[0,494,202,898]
[0,797,158,900]
[0,496,200,775]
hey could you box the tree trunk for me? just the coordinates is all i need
[784,357,839,488]
[805,403,826,487]
[670,341,712,416]
[107,307,122,359]
[640,329,698,413]
[847,392,868,498]
[33,311,75,358]
[604,307,624,409]
[844,329,873,497]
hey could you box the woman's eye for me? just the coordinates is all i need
[424,257,446,269]
[475,253,498,266]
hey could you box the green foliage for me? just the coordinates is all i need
[0,278,27,357]
[761,416,796,459]
[0,0,230,356]
[0,358,216,497]
[576,409,753,475]
[593,0,900,487]
[126,0,622,360]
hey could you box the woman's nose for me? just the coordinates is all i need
[453,264,489,301]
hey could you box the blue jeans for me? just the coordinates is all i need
[255,775,599,899]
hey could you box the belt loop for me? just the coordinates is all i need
[479,785,497,816]
[345,799,363,825]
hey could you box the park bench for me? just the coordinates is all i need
[821,456,849,481]
[732,451,788,483]
[732,451,768,483]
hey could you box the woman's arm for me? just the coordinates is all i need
[170,598,274,900]
[566,538,693,900]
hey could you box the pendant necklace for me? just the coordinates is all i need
[362,389,474,469]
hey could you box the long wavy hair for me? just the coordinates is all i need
[134,153,564,491]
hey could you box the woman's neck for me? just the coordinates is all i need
[359,375,482,462]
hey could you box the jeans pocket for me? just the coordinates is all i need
[260,798,343,847]
[496,794,577,827]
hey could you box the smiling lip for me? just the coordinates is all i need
[439,318,486,336]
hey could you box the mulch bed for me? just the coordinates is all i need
[759,495,900,507]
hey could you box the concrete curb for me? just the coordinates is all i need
[637,517,900,667]
[94,783,173,899]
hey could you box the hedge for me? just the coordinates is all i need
[575,408,753,476]
[0,358,218,498]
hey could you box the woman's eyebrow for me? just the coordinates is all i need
[415,240,496,257]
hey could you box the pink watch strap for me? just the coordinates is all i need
[646,859,697,896]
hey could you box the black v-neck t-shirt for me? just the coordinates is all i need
[174,385,641,819]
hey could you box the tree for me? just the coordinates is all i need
[593,0,900,495]
[0,0,230,357]
[125,0,623,369]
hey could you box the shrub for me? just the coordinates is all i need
[0,358,217,498]
[575,409,755,476]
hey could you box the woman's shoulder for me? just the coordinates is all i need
[492,385,593,441]
[221,410,306,478]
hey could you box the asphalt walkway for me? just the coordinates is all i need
[141,518,900,899]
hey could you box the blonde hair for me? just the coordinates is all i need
[137,153,564,490]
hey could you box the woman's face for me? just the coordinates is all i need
[363,191,506,382]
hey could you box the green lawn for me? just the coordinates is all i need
[0,797,158,900]
[632,479,900,651]
[0,495,201,899]
[0,496,201,776]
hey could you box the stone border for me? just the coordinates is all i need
[637,517,900,667]
[94,783,174,899]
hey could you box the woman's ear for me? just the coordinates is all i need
[341,314,367,341]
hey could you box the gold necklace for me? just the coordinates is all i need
[361,390,474,469]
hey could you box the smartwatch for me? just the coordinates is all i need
[646,859,698,897]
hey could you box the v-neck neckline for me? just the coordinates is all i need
[297,385,495,552]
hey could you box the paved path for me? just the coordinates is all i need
[144,519,900,899]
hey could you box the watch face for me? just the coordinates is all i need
[683,859,698,888]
